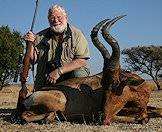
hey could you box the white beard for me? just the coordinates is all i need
[50,23,67,33]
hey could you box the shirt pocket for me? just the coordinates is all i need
[62,42,75,62]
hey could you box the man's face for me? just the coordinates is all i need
[48,9,67,33]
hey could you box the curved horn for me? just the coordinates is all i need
[90,19,110,59]
[101,15,126,68]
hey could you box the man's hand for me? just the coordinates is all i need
[47,69,60,84]
[24,31,36,42]
[23,31,38,62]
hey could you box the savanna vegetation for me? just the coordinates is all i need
[122,45,162,90]
[0,26,24,89]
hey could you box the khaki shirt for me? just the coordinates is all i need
[34,24,90,88]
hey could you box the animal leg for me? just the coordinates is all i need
[60,112,67,121]
[103,91,129,125]
[55,112,62,122]
[82,114,87,125]
[46,112,56,123]
[112,115,138,123]
[147,106,162,117]
[135,107,149,124]
[133,96,149,124]
[21,111,46,122]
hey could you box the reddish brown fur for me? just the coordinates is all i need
[20,72,162,124]
[103,80,151,125]
[101,64,152,125]
[21,90,66,123]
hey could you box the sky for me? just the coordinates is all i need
[0,0,162,82]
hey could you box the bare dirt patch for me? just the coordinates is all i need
[0,84,162,132]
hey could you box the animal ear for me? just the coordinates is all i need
[120,70,145,86]
[113,77,145,96]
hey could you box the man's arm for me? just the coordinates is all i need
[24,31,38,64]
[60,58,87,74]
[47,58,87,84]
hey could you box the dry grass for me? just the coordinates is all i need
[146,79,162,90]
[0,83,162,132]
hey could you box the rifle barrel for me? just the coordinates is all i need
[30,0,40,32]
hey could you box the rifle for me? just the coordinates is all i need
[17,0,40,111]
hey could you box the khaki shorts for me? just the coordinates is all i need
[57,67,90,82]
[34,67,90,91]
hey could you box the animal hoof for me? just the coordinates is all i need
[141,117,149,124]
[103,119,111,125]
[137,117,149,124]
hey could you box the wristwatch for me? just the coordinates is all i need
[57,67,63,75]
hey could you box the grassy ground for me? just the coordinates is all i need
[0,83,162,132]
[146,79,162,90]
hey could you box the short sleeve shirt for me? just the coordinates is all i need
[34,24,90,88]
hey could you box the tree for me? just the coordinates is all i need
[158,72,162,78]
[122,45,162,90]
[0,26,24,89]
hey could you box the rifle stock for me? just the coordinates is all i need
[18,41,33,100]
[20,41,33,83]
